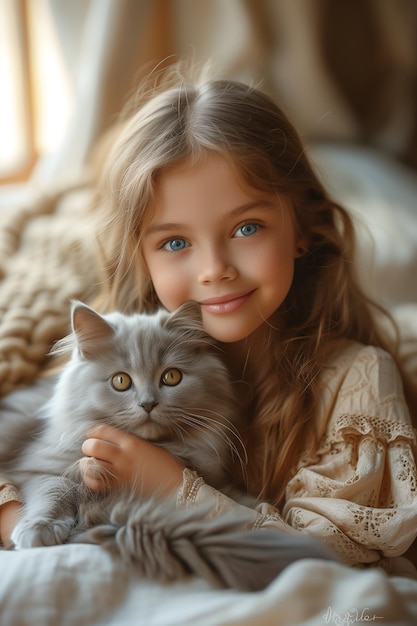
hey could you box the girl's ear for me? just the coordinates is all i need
[71,301,114,359]
[295,237,309,258]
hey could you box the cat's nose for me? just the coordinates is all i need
[140,401,158,414]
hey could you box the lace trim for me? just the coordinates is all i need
[250,513,284,530]
[298,413,416,470]
[176,468,205,508]
[335,413,417,444]
[0,482,22,507]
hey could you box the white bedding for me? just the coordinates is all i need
[1,145,417,625]
[1,544,417,626]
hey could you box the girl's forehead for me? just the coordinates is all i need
[149,157,259,214]
[152,153,269,204]
[140,152,300,237]
[141,155,296,240]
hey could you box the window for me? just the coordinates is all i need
[0,0,73,183]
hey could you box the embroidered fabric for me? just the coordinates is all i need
[177,469,205,507]
[177,468,259,524]
[176,342,417,575]
[336,413,416,444]
[0,479,21,507]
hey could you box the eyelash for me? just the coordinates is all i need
[234,222,261,237]
[161,238,190,252]
[159,221,263,252]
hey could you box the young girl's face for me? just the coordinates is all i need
[142,155,304,343]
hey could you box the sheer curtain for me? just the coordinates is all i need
[28,0,359,186]
[4,0,417,188]
[30,0,271,186]
[32,0,153,184]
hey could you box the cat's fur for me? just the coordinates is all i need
[0,300,336,590]
[0,300,243,539]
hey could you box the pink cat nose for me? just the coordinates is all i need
[140,401,158,414]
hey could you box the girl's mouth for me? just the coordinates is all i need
[200,290,254,314]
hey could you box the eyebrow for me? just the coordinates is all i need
[144,200,275,236]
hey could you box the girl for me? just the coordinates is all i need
[78,64,417,575]
[5,64,417,574]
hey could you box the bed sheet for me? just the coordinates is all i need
[1,544,417,626]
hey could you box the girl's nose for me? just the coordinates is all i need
[197,246,238,284]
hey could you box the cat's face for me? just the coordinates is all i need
[62,301,238,447]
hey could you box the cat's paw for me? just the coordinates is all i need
[11,516,75,549]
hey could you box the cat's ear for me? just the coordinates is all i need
[71,301,114,359]
[165,301,206,338]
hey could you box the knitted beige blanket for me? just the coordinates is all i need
[0,186,98,397]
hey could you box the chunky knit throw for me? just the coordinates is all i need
[0,186,98,397]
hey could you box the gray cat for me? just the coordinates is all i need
[0,300,336,590]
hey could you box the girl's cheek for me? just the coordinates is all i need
[153,281,185,312]
[151,269,191,311]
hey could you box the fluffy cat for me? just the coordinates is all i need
[0,300,336,590]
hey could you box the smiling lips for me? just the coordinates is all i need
[200,290,254,314]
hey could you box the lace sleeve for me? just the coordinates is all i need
[177,468,257,523]
[282,345,417,570]
[176,468,297,534]
[0,477,21,507]
[176,344,417,574]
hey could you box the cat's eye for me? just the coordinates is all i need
[161,368,182,386]
[111,372,132,391]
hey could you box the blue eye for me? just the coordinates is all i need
[235,223,259,237]
[163,238,189,251]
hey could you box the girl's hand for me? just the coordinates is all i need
[80,424,185,498]
[0,500,22,548]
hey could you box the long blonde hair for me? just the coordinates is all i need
[92,63,414,507]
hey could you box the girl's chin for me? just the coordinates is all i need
[202,317,267,344]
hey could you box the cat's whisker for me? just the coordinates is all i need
[185,408,247,463]
[179,412,241,455]
[176,410,247,475]
[181,416,247,485]
[174,417,226,466]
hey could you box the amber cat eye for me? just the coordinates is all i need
[111,372,132,391]
[161,368,182,386]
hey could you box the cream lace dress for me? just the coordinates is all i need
[177,341,417,577]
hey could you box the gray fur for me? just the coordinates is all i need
[0,300,337,590]
[83,497,337,591]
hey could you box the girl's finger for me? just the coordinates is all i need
[82,437,120,461]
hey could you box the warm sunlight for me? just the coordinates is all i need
[0,1,29,176]
[27,0,73,154]
[0,0,73,180]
